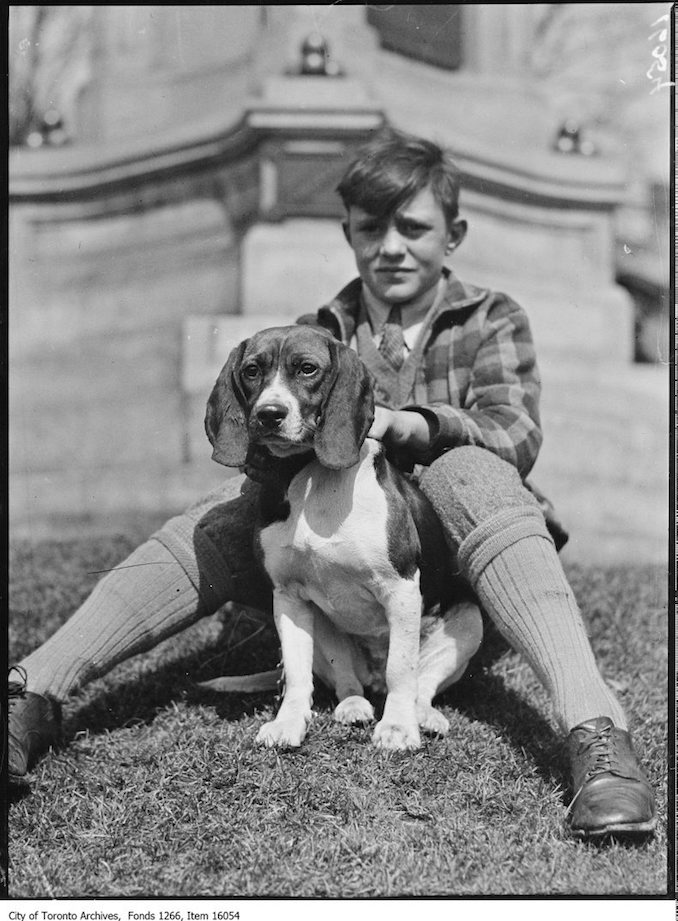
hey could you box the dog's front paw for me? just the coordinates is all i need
[372,720,421,751]
[416,703,450,736]
[334,695,375,725]
[256,716,308,749]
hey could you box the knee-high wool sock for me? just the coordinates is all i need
[21,539,236,700]
[20,477,269,702]
[458,507,627,732]
[419,449,627,733]
[20,533,227,701]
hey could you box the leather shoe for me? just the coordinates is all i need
[8,666,62,786]
[566,716,656,840]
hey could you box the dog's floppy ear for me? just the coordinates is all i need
[314,341,375,469]
[205,339,250,467]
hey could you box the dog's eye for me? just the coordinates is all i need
[299,362,318,376]
[242,364,260,380]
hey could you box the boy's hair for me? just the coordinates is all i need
[336,127,462,226]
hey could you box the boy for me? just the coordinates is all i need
[9,128,656,841]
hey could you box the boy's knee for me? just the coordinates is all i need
[152,475,271,614]
[418,446,541,547]
[420,446,528,507]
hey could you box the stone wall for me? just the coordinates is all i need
[8,5,669,564]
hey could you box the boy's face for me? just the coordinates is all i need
[342,184,467,309]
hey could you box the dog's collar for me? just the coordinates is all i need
[244,445,314,487]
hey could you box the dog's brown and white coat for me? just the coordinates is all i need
[205,325,482,751]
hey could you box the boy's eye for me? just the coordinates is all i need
[242,364,260,380]
[357,221,384,235]
[396,220,427,238]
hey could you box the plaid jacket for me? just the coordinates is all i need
[306,270,542,479]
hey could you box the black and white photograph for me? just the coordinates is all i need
[5,3,673,904]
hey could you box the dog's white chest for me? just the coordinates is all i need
[259,442,394,635]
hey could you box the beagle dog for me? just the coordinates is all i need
[204,325,483,751]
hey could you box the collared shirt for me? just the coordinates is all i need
[356,309,424,355]
[298,269,543,478]
[359,274,449,355]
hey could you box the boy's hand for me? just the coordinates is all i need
[367,406,398,442]
[367,407,431,453]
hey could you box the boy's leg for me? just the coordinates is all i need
[19,475,270,700]
[10,475,272,783]
[418,446,656,839]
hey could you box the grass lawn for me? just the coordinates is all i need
[6,531,670,898]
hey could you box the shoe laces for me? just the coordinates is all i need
[565,724,619,818]
[580,723,616,779]
[5,666,28,769]
[8,665,28,701]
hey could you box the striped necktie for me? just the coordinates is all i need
[378,305,405,371]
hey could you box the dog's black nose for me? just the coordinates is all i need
[256,403,288,429]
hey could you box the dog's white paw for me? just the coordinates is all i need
[372,719,421,751]
[256,717,308,749]
[416,703,450,736]
[334,695,375,725]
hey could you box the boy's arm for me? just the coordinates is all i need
[369,296,543,478]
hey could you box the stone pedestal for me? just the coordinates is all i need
[9,6,666,564]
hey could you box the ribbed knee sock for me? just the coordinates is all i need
[19,477,270,702]
[419,448,627,734]
[459,508,627,732]
[20,536,222,701]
